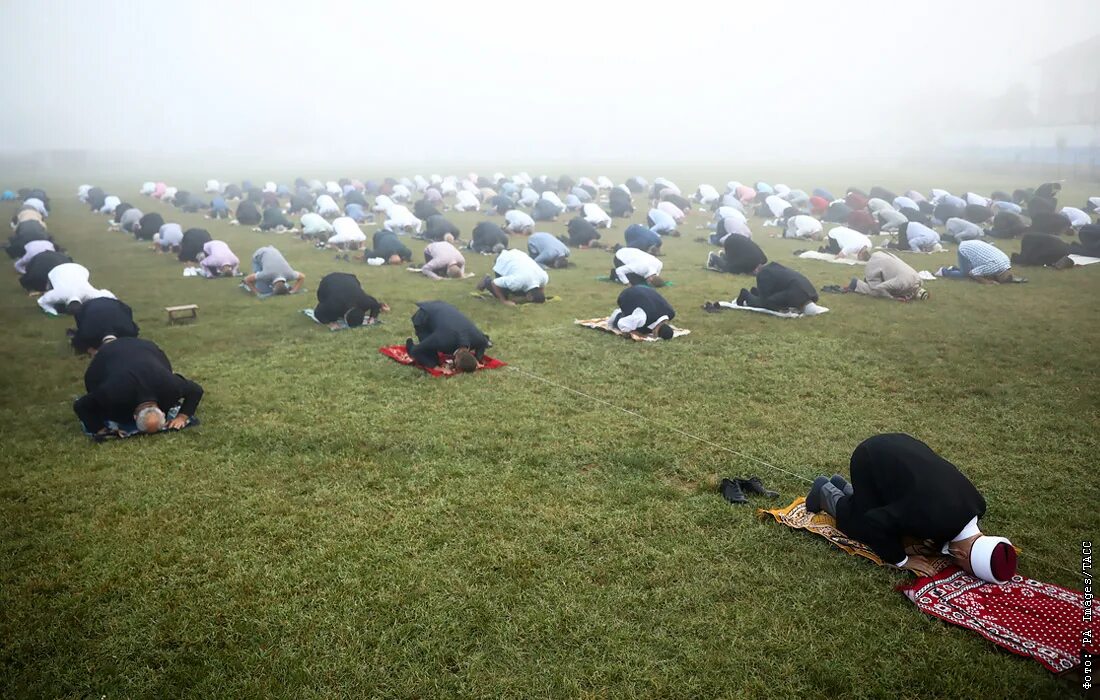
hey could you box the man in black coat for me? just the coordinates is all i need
[707,234,767,274]
[313,273,386,327]
[405,301,489,371]
[70,297,140,355]
[734,262,821,313]
[608,286,675,339]
[806,433,1017,582]
[19,250,72,292]
[73,337,203,436]
[564,217,601,248]
[1010,233,1073,268]
[470,222,509,254]
[133,212,164,241]
[178,228,212,263]
[367,230,412,265]
[7,220,51,259]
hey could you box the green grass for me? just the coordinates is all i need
[1,171,1097,698]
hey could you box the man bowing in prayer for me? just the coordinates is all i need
[477,248,549,305]
[405,300,491,372]
[805,433,1018,582]
[69,297,140,355]
[608,285,676,340]
[73,337,204,438]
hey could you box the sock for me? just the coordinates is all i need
[820,482,845,518]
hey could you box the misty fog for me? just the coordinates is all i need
[1,0,1098,168]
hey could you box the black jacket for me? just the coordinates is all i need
[722,234,767,274]
[407,301,489,368]
[836,433,987,564]
[73,337,203,432]
[610,286,675,333]
[20,250,72,291]
[370,231,412,261]
[178,228,212,262]
[314,273,382,323]
[471,222,509,253]
[71,298,140,354]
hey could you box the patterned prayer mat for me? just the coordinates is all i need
[378,345,506,377]
[759,498,952,571]
[574,317,691,342]
[898,567,1091,674]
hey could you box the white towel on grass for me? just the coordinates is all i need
[716,301,829,318]
[797,251,865,265]
[1068,254,1100,266]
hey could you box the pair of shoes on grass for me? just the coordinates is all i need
[720,476,780,505]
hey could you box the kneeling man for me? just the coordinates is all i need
[73,337,204,437]
[608,285,676,339]
[406,300,490,371]
[805,433,1017,582]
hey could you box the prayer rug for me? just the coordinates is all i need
[758,498,952,571]
[796,251,866,265]
[716,301,829,318]
[302,308,383,331]
[406,267,477,278]
[898,567,1092,674]
[378,344,506,377]
[574,317,691,341]
[1068,254,1100,266]
[469,291,562,303]
[80,405,200,442]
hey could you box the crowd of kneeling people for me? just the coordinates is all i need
[5,174,1097,584]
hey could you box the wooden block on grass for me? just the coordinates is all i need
[166,304,198,324]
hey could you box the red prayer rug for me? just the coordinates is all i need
[898,566,1092,674]
[378,345,506,377]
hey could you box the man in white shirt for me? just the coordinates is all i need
[14,239,55,274]
[784,214,824,240]
[382,206,422,234]
[327,217,367,250]
[582,202,612,229]
[657,200,685,224]
[99,195,121,215]
[876,208,908,232]
[695,184,720,207]
[646,208,678,236]
[372,194,395,214]
[315,194,341,218]
[37,263,115,315]
[454,190,481,212]
[1061,206,1091,228]
[610,246,665,287]
[504,209,535,235]
[478,248,549,304]
[822,226,872,260]
[299,212,335,241]
[153,223,184,253]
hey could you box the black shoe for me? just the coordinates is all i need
[792,249,806,256]
[738,477,779,499]
[405,338,415,355]
[820,285,843,294]
[702,301,721,313]
[719,477,748,505]
[736,289,751,306]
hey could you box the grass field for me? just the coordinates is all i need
[1,170,1097,698]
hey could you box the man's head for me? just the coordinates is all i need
[656,323,675,340]
[491,242,505,255]
[446,263,463,279]
[65,300,82,315]
[453,347,479,373]
[443,232,455,243]
[345,307,366,328]
[387,253,403,265]
[948,533,1017,584]
[135,404,166,434]
[857,247,872,262]
[272,278,289,295]
[994,270,1015,283]
[549,256,569,269]
[219,263,234,277]
[527,287,547,304]
[646,275,666,288]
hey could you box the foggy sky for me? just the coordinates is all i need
[1,0,1098,165]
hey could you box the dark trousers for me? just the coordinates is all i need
[743,285,814,312]
[611,256,646,285]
